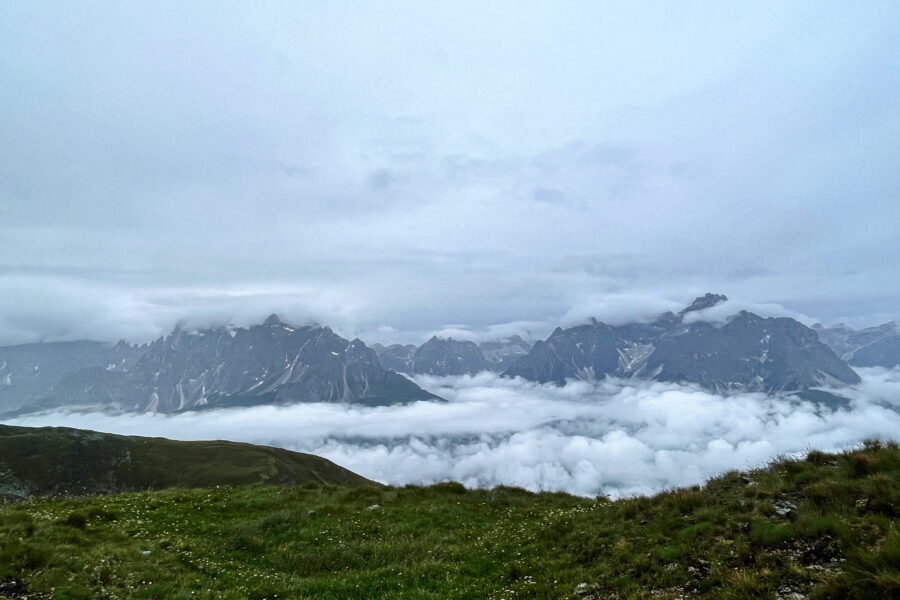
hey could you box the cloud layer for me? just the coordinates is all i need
[2,3,900,344]
[8,369,900,498]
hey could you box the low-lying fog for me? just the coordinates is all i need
[8,369,900,498]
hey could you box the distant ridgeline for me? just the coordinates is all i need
[0,294,884,417]
[0,315,439,417]
[813,320,900,368]
[503,294,862,394]
[371,335,533,376]
[375,294,866,394]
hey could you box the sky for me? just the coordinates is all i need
[2,1,900,346]
[9,368,900,497]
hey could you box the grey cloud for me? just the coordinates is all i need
[278,162,317,179]
[0,275,371,346]
[682,299,817,327]
[558,294,684,328]
[532,186,568,205]
[423,320,545,345]
[1,2,899,344]
[367,169,398,191]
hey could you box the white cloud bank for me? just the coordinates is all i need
[7,369,900,498]
[681,299,818,326]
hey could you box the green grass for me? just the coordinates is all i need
[0,425,374,499]
[1,441,898,599]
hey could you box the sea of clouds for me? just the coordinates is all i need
[8,368,900,498]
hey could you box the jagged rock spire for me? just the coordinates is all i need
[679,293,728,317]
[263,314,285,327]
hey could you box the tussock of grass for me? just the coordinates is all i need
[0,440,898,599]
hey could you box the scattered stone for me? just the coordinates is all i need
[772,499,797,518]
[0,578,28,593]
[739,473,752,484]
[141,550,152,556]
[648,585,687,598]
[307,510,316,515]
[574,582,591,596]
[775,587,807,600]
[683,557,712,593]
[800,535,840,564]
[0,577,51,599]
[367,504,381,511]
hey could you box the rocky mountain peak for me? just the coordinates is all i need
[263,314,286,327]
[505,296,859,392]
[814,320,900,368]
[411,337,487,376]
[679,293,728,317]
[0,315,439,416]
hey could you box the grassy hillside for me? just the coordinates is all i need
[0,441,897,600]
[0,425,374,499]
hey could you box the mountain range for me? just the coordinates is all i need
[505,294,861,393]
[371,335,532,376]
[812,321,900,368]
[0,294,881,416]
[371,293,862,394]
[0,315,437,416]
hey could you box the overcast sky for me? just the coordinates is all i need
[2,2,899,345]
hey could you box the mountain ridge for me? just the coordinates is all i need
[0,423,375,499]
[813,321,900,368]
[505,294,860,393]
[0,316,439,417]
[0,297,868,415]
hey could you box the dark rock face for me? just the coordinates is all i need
[505,295,860,393]
[1,316,439,416]
[811,323,861,359]
[375,344,417,374]
[647,312,860,392]
[505,324,622,384]
[479,336,533,371]
[679,293,729,316]
[374,336,532,376]
[849,335,900,368]
[813,322,900,368]
[0,340,144,413]
[411,337,488,376]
